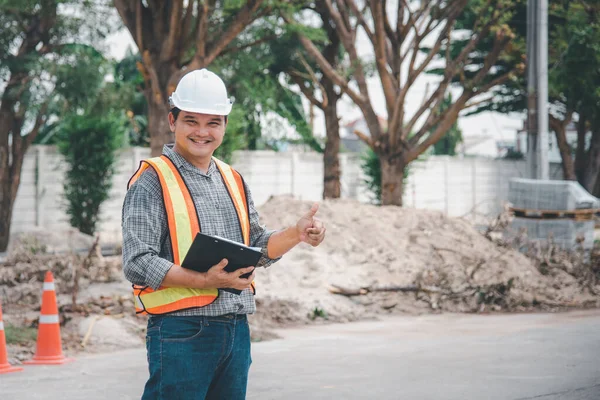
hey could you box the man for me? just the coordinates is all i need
[121,68,326,400]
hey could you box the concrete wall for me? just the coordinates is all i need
[10,145,564,244]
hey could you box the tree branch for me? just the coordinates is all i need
[397,0,405,44]
[550,111,576,180]
[219,34,278,57]
[161,0,183,62]
[399,0,418,39]
[404,81,450,138]
[381,0,399,81]
[409,2,464,86]
[180,0,195,47]
[407,93,470,161]
[203,0,266,66]
[383,0,396,47]
[447,0,500,73]
[114,0,142,49]
[346,0,375,44]
[192,1,210,66]
[353,128,374,148]
[287,14,365,108]
[135,0,144,50]
[337,0,354,34]
[141,50,165,103]
[316,2,373,119]
[370,0,396,121]
[463,95,494,111]
[471,68,513,97]
[391,17,455,142]
[24,102,49,149]
[289,72,325,110]
[323,0,351,41]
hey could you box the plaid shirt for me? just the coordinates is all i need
[121,144,279,316]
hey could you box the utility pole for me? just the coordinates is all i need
[526,0,549,180]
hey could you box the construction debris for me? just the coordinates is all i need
[252,196,600,325]
[0,233,122,307]
[1,196,599,361]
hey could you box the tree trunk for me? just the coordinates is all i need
[318,4,342,200]
[137,52,180,157]
[322,81,341,199]
[147,95,173,156]
[380,155,406,206]
[0,177,15,252]
[582,129,600,193]
[574,116,587,184]
[553,121,576,180]
[0,83,17,252]
[594,173,600,198]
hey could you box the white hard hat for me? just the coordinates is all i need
[169,68,233,115]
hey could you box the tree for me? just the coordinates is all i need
[285,1,345,199]
[211,31,314,155]
[113,0,279,156]
[57,113,124,235]
[113,49,150,147]
[289,0,522,205]
[540,1,600,187]
[52,47,128,236]
[553,3,600,194]
[0,0,113,251]
[456,0,600,194]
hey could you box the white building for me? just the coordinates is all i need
[340,116,387,153]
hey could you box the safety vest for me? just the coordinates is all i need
[127,154,254,315]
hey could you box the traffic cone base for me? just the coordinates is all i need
[0,306,23,374]
[22,355,74,365]
[0,364,24,374]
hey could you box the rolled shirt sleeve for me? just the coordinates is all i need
[121,180,174,290]
[244,181,282,268]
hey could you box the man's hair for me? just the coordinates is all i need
[170,107,227,124]
[170,107,182,120]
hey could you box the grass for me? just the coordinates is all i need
[4,324,37,345]
[309,307,328,321]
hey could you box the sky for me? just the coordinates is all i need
[104,14,525,144]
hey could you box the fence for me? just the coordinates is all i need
[11,145,563,243]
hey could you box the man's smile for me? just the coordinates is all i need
[189,137,211,145]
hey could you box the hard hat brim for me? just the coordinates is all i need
[170,96,232,116]
[172,105,232,116]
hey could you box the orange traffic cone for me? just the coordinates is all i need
[23,271,74,365]
[0,302,23,374]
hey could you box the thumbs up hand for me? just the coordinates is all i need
[296,203,326,247]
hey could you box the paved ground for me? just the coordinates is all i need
[2,310,599,400]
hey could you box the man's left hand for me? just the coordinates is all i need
[296,203,326,247]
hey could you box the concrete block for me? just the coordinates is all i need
[508,217,595,251]
[508,178,600,211]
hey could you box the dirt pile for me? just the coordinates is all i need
[0,233,122,307]
[251,196,600,327]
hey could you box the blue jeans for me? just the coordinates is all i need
[142,313,252,400]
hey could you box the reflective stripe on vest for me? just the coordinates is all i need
[127,155,253,315]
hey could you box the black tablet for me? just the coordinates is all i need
[180,232,262,294]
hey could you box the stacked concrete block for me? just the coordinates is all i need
[507,178,599,253]
[508,178,600,210]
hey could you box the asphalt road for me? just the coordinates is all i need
[2,310,599,400]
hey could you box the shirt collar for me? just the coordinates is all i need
[162,144,217,175]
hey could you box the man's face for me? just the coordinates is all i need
[169,111,226,160]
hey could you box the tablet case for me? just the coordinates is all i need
[181,232,263,295]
